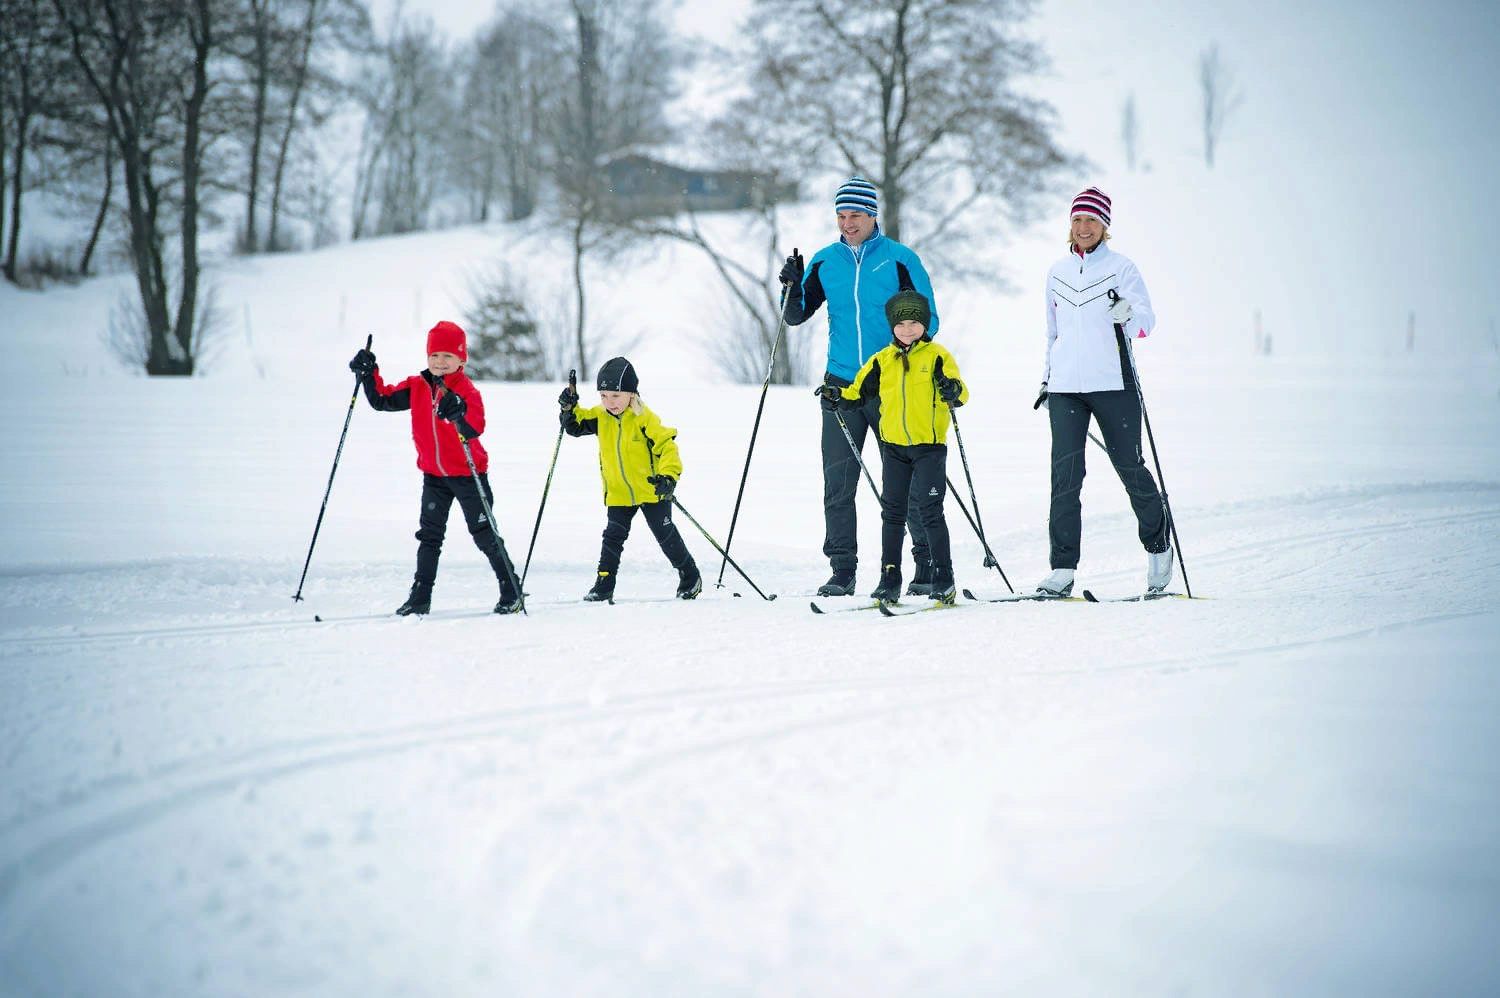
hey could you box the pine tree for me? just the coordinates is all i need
[463,282,545,381]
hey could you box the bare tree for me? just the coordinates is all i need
[1200,42,1244,168]
[732,0,1073,281]
[546,0,683,374]
[1121,91,1139,172]
[226,0,369,251]
[55,0,230,375]
[350,15,453,239]
[0,0,72,283]
[456,8,557,224]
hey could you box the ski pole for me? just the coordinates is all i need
[828,398,884,504]
[1109,289,1192,597]
[520,369,576,590]
[672,497,777,601]
[716,283,790,589]
[293,333,370,602]
[936,358,998,571]
[437,377,527,615]
[944,477,1014,592]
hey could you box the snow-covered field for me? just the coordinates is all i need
[3,20,1500,977]
[2,289,1499,993]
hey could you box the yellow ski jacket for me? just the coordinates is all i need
[840,338,969,446]
[563,402,684,506]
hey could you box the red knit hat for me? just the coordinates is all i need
[426,320,467,364]
[1070,187,1112,228]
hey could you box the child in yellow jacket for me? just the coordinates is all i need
[819,289,967,603]
[560,357,701,602]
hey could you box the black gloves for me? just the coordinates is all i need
[558,384,579,410]
[647,474,676,501]
[349,349,376,377]
[1033,382,1049,411]
[937,376,963,405]
[778,248,804,288]
[436,390,467,422]
[815,383,845,412]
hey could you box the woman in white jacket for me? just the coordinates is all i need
[1034,188,1172,596]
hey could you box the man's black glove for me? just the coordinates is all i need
[436,390,467,422]
[349,349,377,377]
[1033,382,1049,411]
[647,474,676,501]
[778,248,804,288]
[815,383,845,413]
[937,376,963,405]
[558,384,579,410]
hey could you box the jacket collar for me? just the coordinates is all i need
[1071,240,1110,264]
[841,226,884,252]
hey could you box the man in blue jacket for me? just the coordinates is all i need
[781,176,940,597]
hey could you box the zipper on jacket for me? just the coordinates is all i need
[613,414,636,505]
[429,385,449,476]
[849,242,865,367]
[899,356,913,444]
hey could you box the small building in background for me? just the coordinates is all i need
[601,152,799,218]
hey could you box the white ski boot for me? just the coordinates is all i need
[1036,568,1075,597]
[1147,546,1174,593]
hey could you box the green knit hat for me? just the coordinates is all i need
[885,289,931,331]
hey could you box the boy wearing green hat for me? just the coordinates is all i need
[818,289,967,604]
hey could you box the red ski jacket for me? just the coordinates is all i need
[362,368,489,475]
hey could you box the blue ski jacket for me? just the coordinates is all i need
[783,228,939,382]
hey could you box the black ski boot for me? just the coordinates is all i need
[493,580,524,615]
[583,571,615,602]
[929,565,956,605]
[905,562,933,597]
[396,579,433,616]
[870,564,902,602]
[676,560,702,600]
[816,568,856,597]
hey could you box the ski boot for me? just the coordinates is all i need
[905,562,933,597]
[869,564,902,602]
[1036,568,1075,598]
[395,579,433,616]
[816,568,856,597]
[676,560,703,600]
[1147,545,1174,593]
[929,565,956,605]
[493,580,524,615]
[583,571,615,602]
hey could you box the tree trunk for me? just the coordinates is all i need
[244,0,269,253]
[0,60,7,275]
[268,0,319,252]
[572,214,587,374]
[168,0,213,375]
[79,141,113,275]
[2,66,30,283]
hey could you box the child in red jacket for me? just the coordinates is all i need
[348,321,522,615]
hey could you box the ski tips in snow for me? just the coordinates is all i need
[1081,589,1194,603]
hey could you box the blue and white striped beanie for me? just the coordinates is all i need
[834,176,879,217]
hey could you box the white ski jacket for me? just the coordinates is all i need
[1043,242,1156,393]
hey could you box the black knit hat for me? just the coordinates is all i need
[596,356,639,393]
[885,289,931,331]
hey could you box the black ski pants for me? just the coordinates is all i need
[415,473,517,596]
[879,442,951,573]
[598,501,693,576]
[820,372,929,572]
[1047,389,1168,569]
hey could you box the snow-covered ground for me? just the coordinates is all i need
[2,305,1499,992]
[4,8,1500,979]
